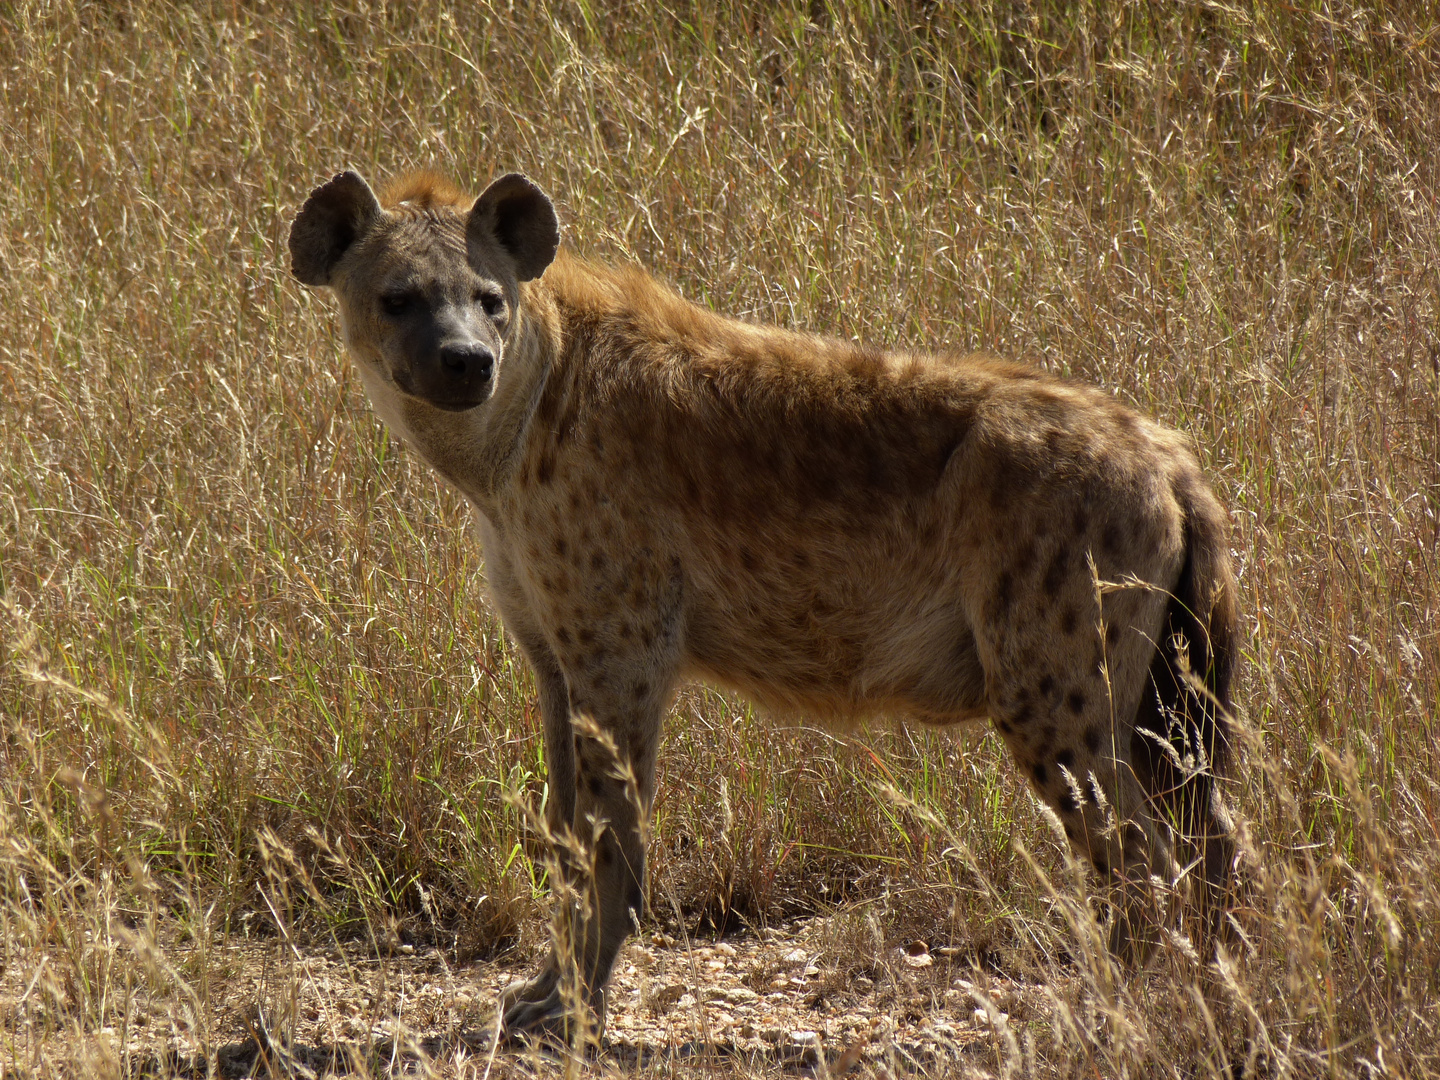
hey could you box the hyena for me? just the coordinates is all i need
[289,169,1238,1040]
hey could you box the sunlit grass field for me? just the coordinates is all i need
[2,1,1438,1075]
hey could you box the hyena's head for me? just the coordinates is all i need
[288,170,558,413]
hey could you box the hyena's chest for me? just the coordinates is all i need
[496,464,687,660]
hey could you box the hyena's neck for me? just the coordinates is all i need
[466,305,558,507]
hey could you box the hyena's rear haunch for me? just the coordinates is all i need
[289,169,1238,1040]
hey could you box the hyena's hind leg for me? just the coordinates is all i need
[1128,527,1239,954]
[979,561,1185,962]
[990,694,1180,961]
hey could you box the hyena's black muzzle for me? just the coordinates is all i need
[395,303,497,412]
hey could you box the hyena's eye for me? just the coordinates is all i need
[380,291,417,317]
[475,289,506,319]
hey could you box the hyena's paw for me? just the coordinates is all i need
[498,967,605,1045]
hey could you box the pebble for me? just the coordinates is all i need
[972,1008,1010,1028]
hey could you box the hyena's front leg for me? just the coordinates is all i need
[492,633,573,1026]
[500,655,672,1043]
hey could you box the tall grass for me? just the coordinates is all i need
[1,1,1437,1075]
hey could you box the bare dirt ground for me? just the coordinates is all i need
[2,917,1048,1077]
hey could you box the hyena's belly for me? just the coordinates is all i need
[679,547,989,724]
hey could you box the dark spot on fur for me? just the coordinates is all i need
[577,627,595,647]
[553,537,567,557]
[590,551,605,572]
[992,571,1014,619]
[997,719,1014,735]
[1072,506,1090,535]
[1032,762,1049,785]
[1043,548,1069,598]
[1056,748,1075,770]
[1038,674,1058,702]
[1105,622,1121,649]
[556,626,572,646]
[1102,520,1124,555]
[1058,791,1079,815]
[1084,724,1102,753]
[1066,690,1087,714]
[536,453,555,485]
[1012,541,1037,577]
[1063,823,1077,840]
[1059,604,1079,635]
[632,680,650,699]
[739,547,758,573]
[1093,858,1110,878]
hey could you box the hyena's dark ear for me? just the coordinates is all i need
[288,171,383,287]
[468,173,559,282]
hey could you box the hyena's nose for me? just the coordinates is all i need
[439,342,495,383]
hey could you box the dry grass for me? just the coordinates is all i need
[1,0,1437,1076]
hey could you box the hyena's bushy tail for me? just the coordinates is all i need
[1132,478,1238,939]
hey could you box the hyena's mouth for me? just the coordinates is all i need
[383,334,498,412]
[429,396,489,413]
[392,371,494,412]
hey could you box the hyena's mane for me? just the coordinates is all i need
[379,170,470,212]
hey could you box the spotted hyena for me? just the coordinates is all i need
[289,169,1238,1040]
